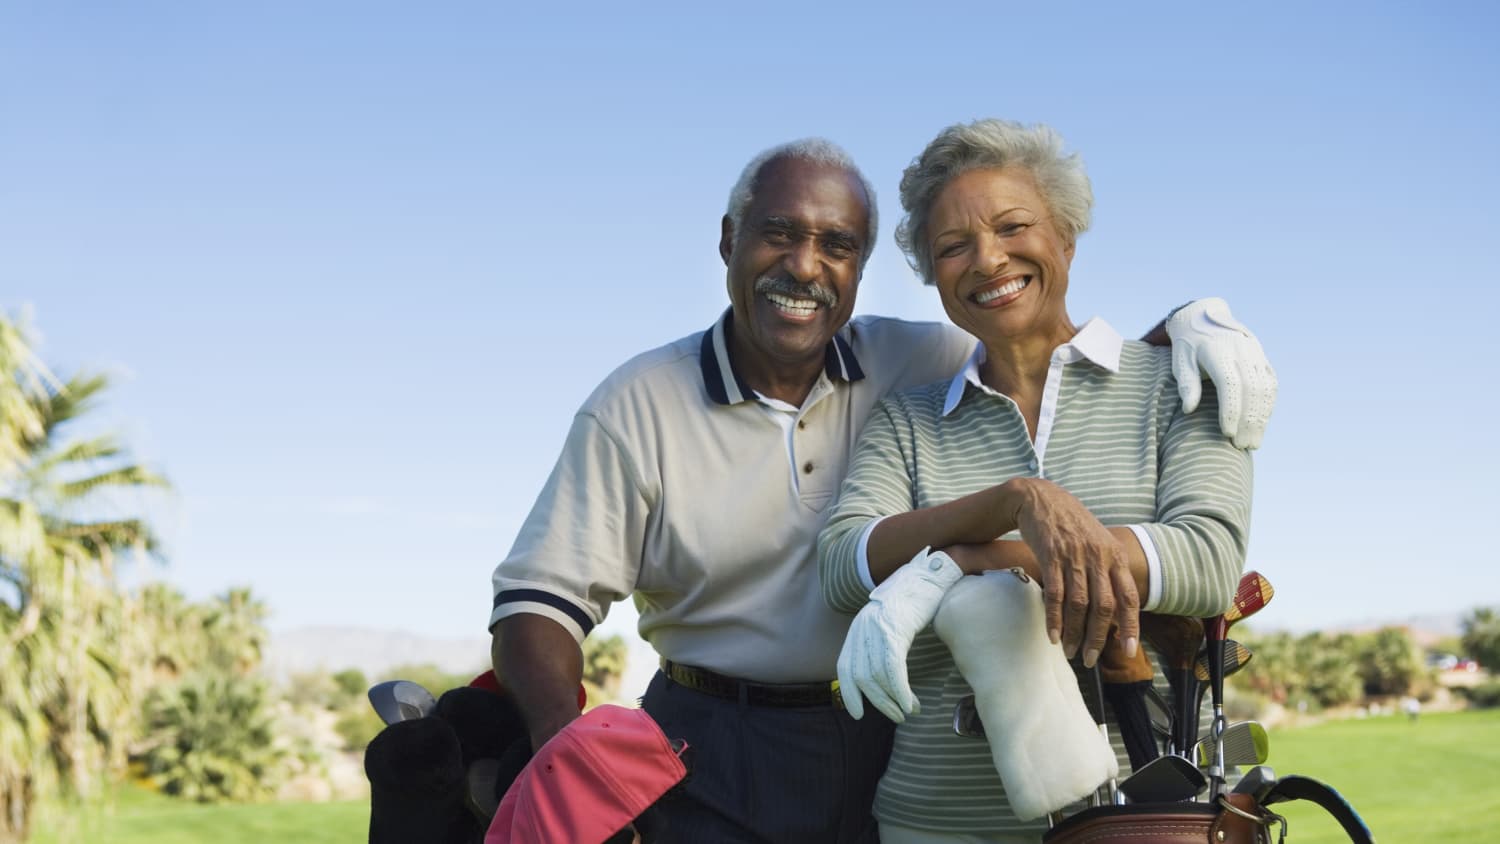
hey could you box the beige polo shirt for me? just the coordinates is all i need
[490,309,975,683]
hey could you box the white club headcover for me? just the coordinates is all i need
[837,547,964,723]
[933,569,1118,821]
[1166,297,1278,450]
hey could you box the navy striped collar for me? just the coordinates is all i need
[699,309,866,405]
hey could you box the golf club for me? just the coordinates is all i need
[368,680,439,725]
[1203,571,1275,798]
[1139,613,1204,758]
[952,694,985,738]
[1099,635,1160,771]
[1116,754,1207,803]
[1231,764,1277,802]
[1082,660,1119,806]
[1194,720,1269,769]
[1192,639,1254,684]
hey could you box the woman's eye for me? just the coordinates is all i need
[998,223,1025,236]
[936,241,966,258]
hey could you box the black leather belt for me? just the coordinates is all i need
[662,660,840,708]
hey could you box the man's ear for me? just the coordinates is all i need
[719,215,734,265]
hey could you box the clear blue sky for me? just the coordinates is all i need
[3,2,1497,645]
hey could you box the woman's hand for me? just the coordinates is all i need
[1006,478,1139,667]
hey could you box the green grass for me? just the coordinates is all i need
[1268,707,1500,843]
[25,709,1500,842]
[30,784,366,844]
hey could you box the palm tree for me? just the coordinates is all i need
[137,673,288,803]
[0,313,169,841]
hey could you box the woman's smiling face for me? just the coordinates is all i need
[926,166,1076,345]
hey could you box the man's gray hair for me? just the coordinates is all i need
[725,138,880,268]
[895,119,1093,285]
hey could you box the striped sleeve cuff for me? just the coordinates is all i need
[1127,524,1164,611]
[489,588,596,642]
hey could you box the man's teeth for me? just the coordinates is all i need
[974,277,1030,304]
[766,292,819,315]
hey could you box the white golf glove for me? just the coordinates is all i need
[1166,297,1278,450]
[836,547,963,723]
[934,569,1118,821]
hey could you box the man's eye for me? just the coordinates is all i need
[763,229,792,243]
[998,223,1026,236]
[824,240,855,258]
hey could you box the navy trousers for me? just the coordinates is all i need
[641,671,895,844]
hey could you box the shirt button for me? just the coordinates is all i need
[803,461,814,474]
[1028,458,1039,471]
[797,420,807,430]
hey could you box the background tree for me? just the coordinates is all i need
[1,314,168,841]
[1462,607,1500,669]
[136,674,288,803]
[582,634,628,707]
[1352,627,1431,698]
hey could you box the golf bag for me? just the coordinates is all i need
[1042,775,1375,844]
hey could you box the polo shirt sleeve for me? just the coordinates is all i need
[818,398,916,614]
[1137,381,1254,617]
[489,410,649,641]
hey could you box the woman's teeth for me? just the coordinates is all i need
[974,277,1030,304]
[766,292,819,316]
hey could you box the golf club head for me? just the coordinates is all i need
[1117,754,1207,803]
[1195,720,1269,768]
[369,680,439,725]
[1232,764,1277,802]
[1140,614,1204,670]
[1193,640,1254,683]
[1223,571,1274,625]
[953,694,986,738]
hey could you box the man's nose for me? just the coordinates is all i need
[783,238,821,282]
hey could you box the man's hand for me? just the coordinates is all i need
[1166,297,1277,450]
[837,547,964,722]
[1009,479,1139,668]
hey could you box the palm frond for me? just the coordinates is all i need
[56,464,171,501]
[29,436,125,479]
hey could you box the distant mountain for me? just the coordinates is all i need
[265,625,662,701]
[266,626,492,681]
[1257,610,1468,645]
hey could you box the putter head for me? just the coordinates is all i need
[1193,640,1254,683]
[953,695,986,738]
[1224,571,1274,625]
[368,679,439,725]
[1117,754,1207,803]
[1195,720,1269,768]
[1232,764,1277,801]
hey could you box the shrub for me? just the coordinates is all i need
[1459,680,1500,709]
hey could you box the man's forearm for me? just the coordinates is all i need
[491,614,585,750]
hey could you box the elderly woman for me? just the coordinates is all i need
[817,119,1253,842]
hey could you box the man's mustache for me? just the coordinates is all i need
[753,274,839,309]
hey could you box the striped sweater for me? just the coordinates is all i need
[818,327,1252,835]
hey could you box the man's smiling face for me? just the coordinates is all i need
[721,156,869,375]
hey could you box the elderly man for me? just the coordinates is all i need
[489,138,1275,842]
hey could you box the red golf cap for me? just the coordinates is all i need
[485,704,687,844]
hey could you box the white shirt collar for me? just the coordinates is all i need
[940,317,1124,416]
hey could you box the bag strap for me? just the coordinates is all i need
[1261,774,1375,844]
